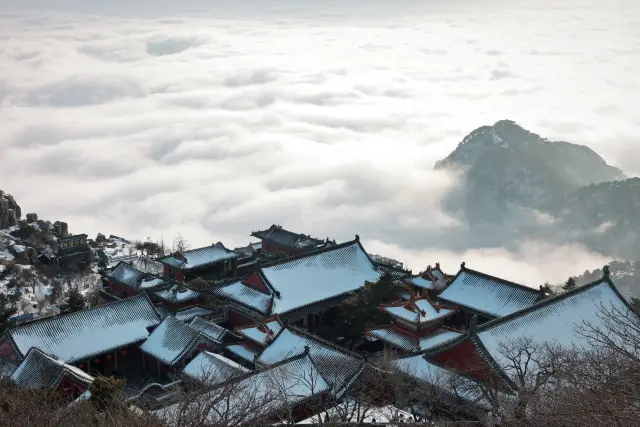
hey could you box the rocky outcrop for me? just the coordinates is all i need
[26,213,38,222]
[0,190,21,229]
[53,221,69,237]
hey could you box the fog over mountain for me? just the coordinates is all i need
[1,0,639,287]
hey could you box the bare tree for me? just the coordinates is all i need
[173,234,190,254]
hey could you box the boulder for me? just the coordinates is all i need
[26,247,38,262]
[53,221,69,237]
[96,233,106,243]
[6,209,17,227]
[0,259,16,270]
[26,213,38,222]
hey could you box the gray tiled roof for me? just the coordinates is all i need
[183,351,249,385]
[366,326,463,353]
[257,327,363,396]
[262,240,382,314]
[392,355,515,412]
[173,306,218,323]
[211,280,273,315]
[439,268,540,318]
[155,352,331,426]
[475,278,634,383]
[140,316,211,366]
[252,224,325,250]
[11,348,94,389]
[151,284,201,304]
[188,317,232,342]
[8,293,161,363]
[106,261,146,289]
[159,242,241,270]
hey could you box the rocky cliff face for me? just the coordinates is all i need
[0,190,22,229]
[436,120,626,222]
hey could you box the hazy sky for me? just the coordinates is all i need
[1,0,638,285]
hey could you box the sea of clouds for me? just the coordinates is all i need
[1,0,639,285]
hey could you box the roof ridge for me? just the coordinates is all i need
[476,277,612,332]
[9,293,157,335]
[459,266,540,295]
[258,238,361,269]
[287,325,364,360]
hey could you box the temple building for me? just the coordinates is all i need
[0,293,162,377]
[182,351,249,386]
[10,348,95,400]
[158,242,242,281]
[154,349,333,426]
[437,263,543,327]
[366,295,462,356]
[210,237,383,329]
[426,268,636,389]
[395,262,451,300]
[139,316,222,381]
[56,233,93,269]
[106,262,204,309]
[251,224,334,257]
[224,316,284,368]
[256,324,365,399]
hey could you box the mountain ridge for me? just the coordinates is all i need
[436,120,639,260]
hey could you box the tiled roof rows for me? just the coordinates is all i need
[237,318,283,346]
[381,297,456,325]
[159,242,241,271]
[366,326,463,353]
[188,317,234,342]
[261,240,382,314]
[140,316,212,366]
[183,351,249,385]
[8,293,161,363]
[173,306,218,323]
[251,224,326,250]
[439,266,540,318]
[211,281,273,315]
[475,277,635,384]
[392,355,515,412]
[155,352,330,426]
[257,326,363,396]
[11,348,94,390]
[106,261,146,289]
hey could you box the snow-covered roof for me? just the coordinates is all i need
[401,276,436,290]
[189,317,233,342]
[151,284,201,304]
[366,326,463,353]
[392,355,514,412]
[381,297,456,325]
[140,316,212,366]
[257,327,363,395]
[140,276,168,290]
[252,225,325,250]
[183,351,249,385]
[106,261,146,289]
[159,242,241,270]
[475,277,635,381]
[173,306,218,323]
[237,318,283,346]
[225,343,260,363]
[155,352,330,426]
[261,240,382,314]
[11,348,94,390]
[8,293,161,362]
[212,280,273,315]
[439,267,540,318]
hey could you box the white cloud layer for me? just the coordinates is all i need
[1,0,638,284]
